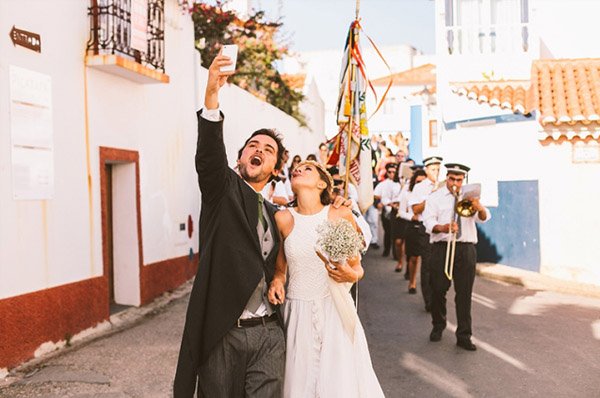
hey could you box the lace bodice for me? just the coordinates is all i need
[284,206,330,300]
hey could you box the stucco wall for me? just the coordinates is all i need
[0,0,325,301]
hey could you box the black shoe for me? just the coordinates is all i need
[456,339,477,351]
[404,273,409,280]
[429,329,443,342]
[394,265,403,273]
[382,251,390,257]
[408,287,417,294]
[370,243,380,250]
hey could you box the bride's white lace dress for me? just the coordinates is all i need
[283,206,385,398]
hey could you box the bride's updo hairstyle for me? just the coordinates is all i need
[291,160,334,206]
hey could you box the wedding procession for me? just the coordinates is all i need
[2,1,600,397]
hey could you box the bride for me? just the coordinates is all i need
[268,160,385,398]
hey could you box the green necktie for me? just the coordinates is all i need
[257,193,268,231]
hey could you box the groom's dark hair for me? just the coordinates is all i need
[237,129,286,171]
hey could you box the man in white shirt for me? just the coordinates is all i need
[407,156,442,305]
[374,163,399,257]
[423,163,491,351]
[262,179,289,206]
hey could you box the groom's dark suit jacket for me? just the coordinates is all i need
[174,111,282,397]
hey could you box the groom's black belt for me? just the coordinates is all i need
[236,313,277,328]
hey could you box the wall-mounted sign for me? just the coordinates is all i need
[9,65,54,200]
[9,26,41,53]
[572,140,600,163]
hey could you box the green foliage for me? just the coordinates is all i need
[190,1,306,126]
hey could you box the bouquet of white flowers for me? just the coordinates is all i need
[316,218,365,265]
[315,218,364,341]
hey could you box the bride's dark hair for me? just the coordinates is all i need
[288,160,333,207]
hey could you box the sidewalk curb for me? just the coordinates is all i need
[0,279,194,387]
[476,263,600,299]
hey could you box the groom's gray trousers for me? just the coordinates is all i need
[196,320,285,397]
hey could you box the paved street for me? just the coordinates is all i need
[2,250,600,397]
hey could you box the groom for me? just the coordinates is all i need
[174,53,286,397]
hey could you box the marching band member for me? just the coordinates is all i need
[374,163,400,257]
[407,156,442,302]
[390,175,409,272]
[423,163,491,351]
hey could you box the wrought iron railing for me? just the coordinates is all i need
[87,0,165,72]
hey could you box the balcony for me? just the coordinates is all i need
[446,23,530,55]
[86,0,169,84]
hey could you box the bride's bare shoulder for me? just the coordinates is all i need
[275,208,294,237]
[275,208,292,222]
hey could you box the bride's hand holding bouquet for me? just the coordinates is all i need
[315,251,361,285]
[315,218,365,288]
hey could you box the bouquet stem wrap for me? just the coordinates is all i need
[327,275,358,342]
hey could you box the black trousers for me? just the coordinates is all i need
[381,211,392,254]
[420,240,432,308]
[197,321,285,397]
[430,242,477,342]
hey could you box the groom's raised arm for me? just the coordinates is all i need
[195,53,234,199]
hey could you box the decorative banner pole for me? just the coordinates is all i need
[329,0,392,212]
[343,25,358,199]
[326,0,392,307]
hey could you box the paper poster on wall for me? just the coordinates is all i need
[11,147,54,200]
[9,65,54,200]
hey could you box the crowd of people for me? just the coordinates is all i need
[300,133,493,353]
[365,141,492,352]
[175,52,492,397]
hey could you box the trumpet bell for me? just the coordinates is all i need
[456,199,477,217]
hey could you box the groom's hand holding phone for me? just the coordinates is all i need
[204,45,237,110]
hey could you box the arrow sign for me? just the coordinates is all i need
[9,26,41,53]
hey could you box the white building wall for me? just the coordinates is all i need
[0,0,93,299]
[534,0,600,58]
[368,86,415,137]
[215,74,325,163]
[434,0,600,285]
[536,142,600,284]
[441,120,600,285]
[0,0,324,301]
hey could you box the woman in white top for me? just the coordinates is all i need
[268,160,385,398]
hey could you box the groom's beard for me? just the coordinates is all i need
[238,163,272,184]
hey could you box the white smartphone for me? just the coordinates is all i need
[220,44,238,72]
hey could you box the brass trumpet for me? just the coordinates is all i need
[455,199,477,218]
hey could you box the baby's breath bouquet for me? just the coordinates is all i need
[315,218,363,341]
[316,218,365,264]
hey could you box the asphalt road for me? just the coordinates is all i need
[2,250,600,397]
[360,249,600,398]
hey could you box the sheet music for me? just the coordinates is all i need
[461,183,481,200]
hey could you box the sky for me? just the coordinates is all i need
[258,0,436,54]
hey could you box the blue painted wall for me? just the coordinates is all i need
[409,105,423,163]
[476,180,541,272]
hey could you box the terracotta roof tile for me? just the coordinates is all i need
[531,59,600,126]
[372,63,436,86]
[450,80,531,114]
